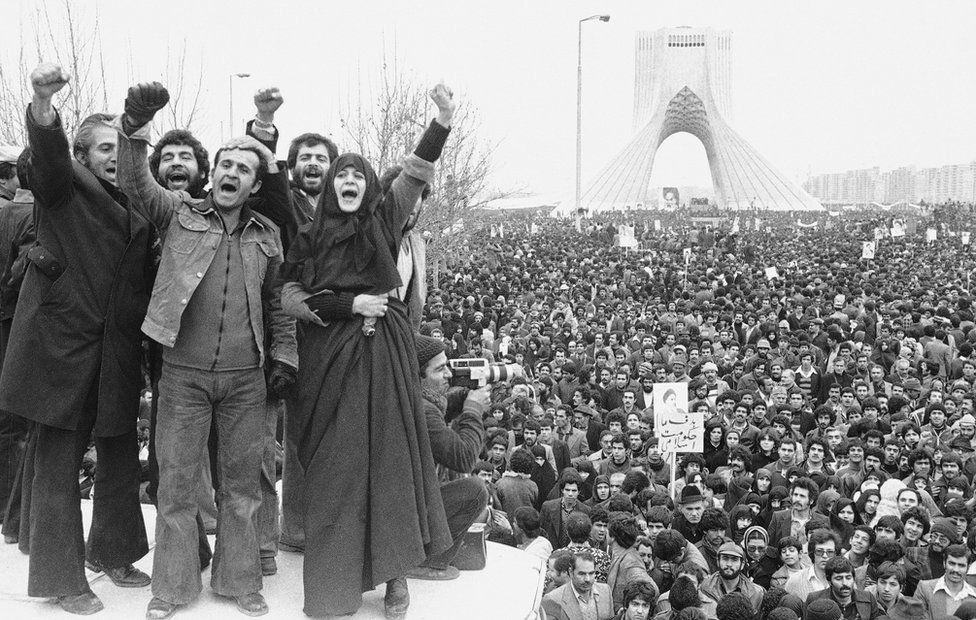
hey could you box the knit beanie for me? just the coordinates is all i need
[931,517,959,544]
[416,334,445,370]
[806,598,842,620]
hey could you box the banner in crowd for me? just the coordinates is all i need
[926,227,938,242]
[764,266,779,280]
[891,219,906,238]
[617,224,638,248]
[964,232,971,245]
[861,241,876,260]
[652,383,702,453]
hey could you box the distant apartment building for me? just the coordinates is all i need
[805,162,976,204]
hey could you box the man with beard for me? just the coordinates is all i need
[516,418,557,472]
[541,552,614,620]
[410,335,490,580]
[149,130,210,197]
[699,542,765,613]
[905,518,957,581]
[806,556,883,619]
[914,545,976,619]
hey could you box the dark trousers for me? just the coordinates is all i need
[29,409,148,597]
[2,421,35,552]
[279,397,304,549]
[0,318,29,525]
[0,410,29,523]
[424,477,489,569]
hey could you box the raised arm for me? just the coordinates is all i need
[384,83,456,234]
[26,63,73,208]
[116,82,182,230]
[245,87,303,252]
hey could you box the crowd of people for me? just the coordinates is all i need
[4,59,976,620]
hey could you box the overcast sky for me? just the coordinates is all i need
[3,0,975,200]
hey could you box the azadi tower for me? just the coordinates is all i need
[579,27,822,212]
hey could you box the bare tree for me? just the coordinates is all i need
[339,54,513,287]
[156,38,207,134]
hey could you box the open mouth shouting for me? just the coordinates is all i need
[333,165,367,212]
[166,167,190,191]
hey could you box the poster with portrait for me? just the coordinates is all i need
[861,241,876,260]
[662,187,680,209]
[652,383,702,453]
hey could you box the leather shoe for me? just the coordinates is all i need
[260,556,277,576]
[384,577,409,619]
[146,597,179,620]
[406,564,459,581]
[57,591,104,615]
[234,592,268,616]
[87,561,151,587]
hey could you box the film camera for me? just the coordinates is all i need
[448,358,523,389]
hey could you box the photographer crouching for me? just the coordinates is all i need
[410,334,494,580]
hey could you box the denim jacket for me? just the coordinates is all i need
[115,122,297,369]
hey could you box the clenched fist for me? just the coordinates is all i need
[125,82,170,127]
[253,87,283,122]
[31,63,70,100]
[429,83,456,116]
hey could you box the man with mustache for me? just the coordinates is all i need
[149,130,210,197]
[806,556,884,619]
[915,544,976,619]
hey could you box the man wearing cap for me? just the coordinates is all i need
[673,485,707,544]
[700,361,730,408]
[0,146,19,206]
[410,334,491,580]
[806,556,884,620]
[906,518,958,581]
[699,541,765,613]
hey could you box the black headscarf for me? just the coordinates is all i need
[282,153,402,294]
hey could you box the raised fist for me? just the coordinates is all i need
[30,63,70,100]
[125,82,170,127]
[253,87,284,121]
[429,83,456,116]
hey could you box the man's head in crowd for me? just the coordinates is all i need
[621,580,657,620]
[546,550,573,589]
[287,132,338,200]
[210,142,267,210]
[808,529,838,572]
[825,557,855,605]
[149,129,210,196]
[944,544,971,587]
[568,552,597,596]
[73,113,118,186]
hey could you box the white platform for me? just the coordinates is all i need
[0,500,546,619]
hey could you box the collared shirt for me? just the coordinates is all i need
[932,577,976,601]
[785,566,827,602]
[570,582,600,620]
[393,241,413,302]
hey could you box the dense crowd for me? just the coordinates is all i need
[410,198,976,619]
[3,60,976,620]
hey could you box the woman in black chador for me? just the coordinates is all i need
[280,85,456,619]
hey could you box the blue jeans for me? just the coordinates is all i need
[153,363,265,604]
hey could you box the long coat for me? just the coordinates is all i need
[0,110,156,437]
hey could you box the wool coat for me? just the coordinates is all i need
[0,110,157,437]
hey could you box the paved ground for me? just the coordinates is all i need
[0,500,545,619]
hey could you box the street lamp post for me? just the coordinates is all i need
[576,14,610,215]
[229,72,251,137]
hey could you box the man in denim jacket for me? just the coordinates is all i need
[115,81,296,620]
